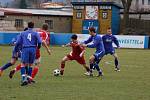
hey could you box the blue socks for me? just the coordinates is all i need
[0,62,13,71]
[28,67,32,76]
[94,63,102,74]
[20,67,26,82]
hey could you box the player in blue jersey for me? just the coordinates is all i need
[14,22,42,86]
[82,27,105,77]
[102,27,120,71]
[0,28,28,77]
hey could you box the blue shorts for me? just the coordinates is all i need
[21,47,36,64]
[93,51,105,62]
[105,50,115,55]
[12,51,21,60]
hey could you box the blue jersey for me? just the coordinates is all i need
[102,34,119,52]
[16,28,42,48]
[84,34,105,52]
[11,36,18,45]
[11,35,22,58]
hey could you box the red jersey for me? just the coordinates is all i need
[70,42,85,56]
[67,42,86,64]
[38,30,48,41]
[36,30,49,59]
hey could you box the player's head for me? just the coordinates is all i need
[89,27,96,36]
[42,23,48,31]
[71,34,78,42]
[107,27,112,35]
[28,22,34,28]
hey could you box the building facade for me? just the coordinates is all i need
[0,8,72,33]
[71,1,122,34]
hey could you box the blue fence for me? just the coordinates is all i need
[0,32,149,49]
[0,32,19,44]
[50,33,72,45]
[0,32,72,45]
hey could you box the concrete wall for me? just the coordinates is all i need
[0,15,72,33]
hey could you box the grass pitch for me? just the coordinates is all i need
[0,46,150,100]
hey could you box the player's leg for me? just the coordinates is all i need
[112,53,120,71]
[27,48,36,83]
[60,56,70,75]
[31,48,41,80]
[9,52,22,78]
[20,63,28,86]
[82,64,91,76]
[82,64,90,72]
[93,52,104,76]
[94,61,103,76]
[75,56,90,75]
[89,55,96,76]
[9,64,21,79]
[0,58,17,77]
[31,58,40,80]
[20,48,30,86]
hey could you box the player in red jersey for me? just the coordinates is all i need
[60,34,90,75]
[9,23,51,82]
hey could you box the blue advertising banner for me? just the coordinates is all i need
[82,20,99,34]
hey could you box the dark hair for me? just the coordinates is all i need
[107,27,111,30]
[28,22,34,28]
[89,27,96,33]
[71,34,77,40]
[42,23,48,30]
[24,27,28,31]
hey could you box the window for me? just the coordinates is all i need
[148,0,150,5]
[136,0,139,5]
[102,12,108,19]
[15,19,23,27]
[76,12,82,19]
[142,0,144,5]
[45,20,53,29]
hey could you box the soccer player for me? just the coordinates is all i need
[60,34,90,75]
[0,28,28,77]
[102,27,120,71]
[82,27,105,77]
[14,22,42,86]
[9,23,51,83]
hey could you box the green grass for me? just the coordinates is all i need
[0,46,150,100]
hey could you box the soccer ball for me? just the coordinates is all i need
[53,69,60,76]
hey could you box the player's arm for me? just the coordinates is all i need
[87,37,100,48]
[42,40,51,55]
[14,34,22,52]
[113,36,120,48]
[36,33,42,49]
[62,43,71,47]
[79,46,85,57]
[83,36,93,44]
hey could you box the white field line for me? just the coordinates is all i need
[104,61,141,68]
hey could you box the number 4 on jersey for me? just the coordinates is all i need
[27,33,32,41]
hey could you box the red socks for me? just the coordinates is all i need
[31,66,39,79]
[15,64,21,71]
[61,63,65,71]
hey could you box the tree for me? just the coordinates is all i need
[121,0,132,32]
[30,0,41,8]
[19,0,27,9]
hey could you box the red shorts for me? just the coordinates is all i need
[67,54,86,65]
[36,48,41,59]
